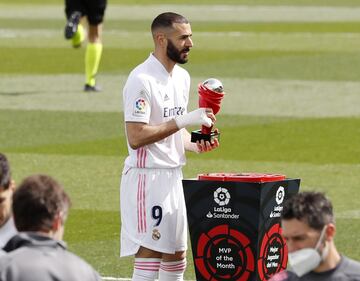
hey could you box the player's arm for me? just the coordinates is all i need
[126,120,179,150]
[182,129,219,153]
[126,108,216,150]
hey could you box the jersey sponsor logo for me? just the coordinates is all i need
[163,106,185,117]
[133,97,147,116]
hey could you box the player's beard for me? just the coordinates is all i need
[167,39,190,64]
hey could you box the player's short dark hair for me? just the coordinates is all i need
[13,174,71,232]
[151,12,189,33]
[0,153,11,190]
[281,191,334,230]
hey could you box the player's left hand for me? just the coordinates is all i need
[196,128,220,153]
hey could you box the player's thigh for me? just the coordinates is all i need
[65,0,83,19]
[135,246,162,259]
[162,251,187,262]
[86,0,107,25]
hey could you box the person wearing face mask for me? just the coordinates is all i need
[270,191,360,281]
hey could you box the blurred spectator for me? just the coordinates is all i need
[270,191,360,281]
[0,174,102,281]
[0,153,17,248]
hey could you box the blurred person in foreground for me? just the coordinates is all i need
[0,174,102,281]
[270,191,360,281]
[0,153,17,248]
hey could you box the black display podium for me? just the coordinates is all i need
[182,173,300,281]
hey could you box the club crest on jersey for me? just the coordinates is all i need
[152,229,161,241]
[133,97,147,116]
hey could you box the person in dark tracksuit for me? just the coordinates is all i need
[0,174,102,281]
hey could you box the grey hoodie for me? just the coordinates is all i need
[0,232,102,281]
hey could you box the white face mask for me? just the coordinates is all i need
[288,226,329,277]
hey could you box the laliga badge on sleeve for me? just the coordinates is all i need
[133,97,147,116]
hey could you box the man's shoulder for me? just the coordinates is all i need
[0,247,101,280]
[128,61,149,79]
[340,255,360,277]
[126,60,157,87]
[64,251,102,280]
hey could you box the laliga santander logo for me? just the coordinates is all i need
[276,186,285,205]
[214,187,230,206]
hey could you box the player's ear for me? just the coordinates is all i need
[156,32,167,47]
[325,223,336,241]
[51,212,67,241]
[52,214,62,231]
[10,180,16,191]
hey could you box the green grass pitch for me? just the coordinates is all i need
[1,0,360,279]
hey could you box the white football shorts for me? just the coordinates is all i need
[120,165,188,257]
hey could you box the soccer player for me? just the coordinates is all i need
[0,153,17,248]
[64,0,107,92]
[120,12,219,281]
[270,192,360,281]
[0,174,102,280]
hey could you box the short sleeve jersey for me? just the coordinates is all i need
[123,54,190,168]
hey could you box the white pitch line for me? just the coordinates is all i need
[337,210,360,219]
[3,28,360,39]
[3,4,360,22]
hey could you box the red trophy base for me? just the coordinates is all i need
[191,129,220,143]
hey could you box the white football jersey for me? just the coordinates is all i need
[123,54,190,168]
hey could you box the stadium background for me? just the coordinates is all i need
[1,0,360,279]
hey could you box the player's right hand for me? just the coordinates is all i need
[175,108,215,129]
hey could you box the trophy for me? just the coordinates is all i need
[191,78,225,143]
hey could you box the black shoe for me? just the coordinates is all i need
[84,84,101,92]
[65,11,81,39]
